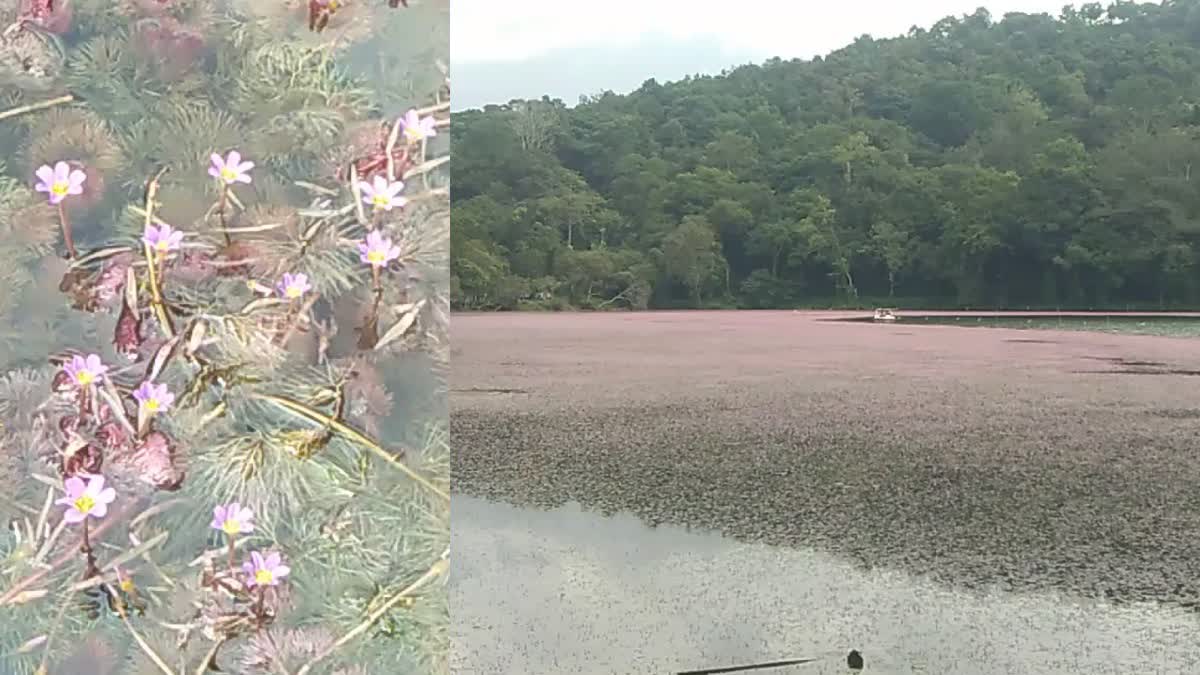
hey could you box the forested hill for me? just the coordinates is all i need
[452,2,1200,311]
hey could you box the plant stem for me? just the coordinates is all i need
[104,582,176,675]
[226,533,236,572]
[35,588,75,674]
[141,170,175,339]
[254,394,447,501]
[57,201,77,259]
[276,291,321,348]
[0,499,141,605]
[193,637,229,675]
[294,552,449,675]
[81,518,97,578]
[218,183,231,245]
[0,93,73,122]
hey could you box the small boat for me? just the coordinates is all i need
[873,308,898,322]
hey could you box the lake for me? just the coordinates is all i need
[453,310,1200,673]
[453,495,1200,674]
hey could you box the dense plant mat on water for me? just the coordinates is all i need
[452,311,1200,610]
[0,1,449,673]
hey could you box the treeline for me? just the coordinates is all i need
[452,2,1200,310]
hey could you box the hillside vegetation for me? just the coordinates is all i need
[453,1,1200,310]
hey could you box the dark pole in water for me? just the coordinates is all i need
[676,657,817,675]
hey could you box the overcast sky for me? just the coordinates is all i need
[452,0,1074,109]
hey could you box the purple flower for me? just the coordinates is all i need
[277,272,312,300]
[358,230,401,268]
[34,161,87,205]
[63,354,107,388]
[55,474,116,524]
[399,109,437,143]
[211,501,255,536]
[357,175,406,211]
[208,150,254,185]
[133,381,174,414]
[142,223,184,254]
[242,550,290,588]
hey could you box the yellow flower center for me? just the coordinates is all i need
[367,250,385,265]
[220,167,237,182]
[75,371,93,386]
[73,495,95,514]
[329,0,342,9]
[51,181,69,196]
[255,569,273,585]
[221,519,241,535]
[156,240,170,252]
[119,578,134,592]
[372,195,389,208]
[405,126,424,142]
[144,398,160,412]
[286,285,303,299]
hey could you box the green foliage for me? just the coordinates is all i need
[453,1,1200,310]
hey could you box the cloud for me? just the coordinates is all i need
[451,35,756,110]
[453,0,1072,64]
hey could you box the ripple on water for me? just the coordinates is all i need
[452,496,1200,675]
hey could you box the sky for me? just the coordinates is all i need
[452,0,1074,110]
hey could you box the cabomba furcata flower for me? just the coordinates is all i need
[56,474,116,523]
[358,230,401,268]
[34,161,87,205]
[63,354,107,388]
[209,150,255,185]
[211,502,255,536]
[277,272,312,300]
[133,381,174,414]
[399,108,437,143]
[357,175,406,211]
[243,550,290,588]
[142,222,184,255]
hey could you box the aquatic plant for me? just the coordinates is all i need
[0,0,448,672]
[57,474,117,524]
[358,175,406,212]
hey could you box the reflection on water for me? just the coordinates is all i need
[452,496,1200,674]
[0,1,448,673]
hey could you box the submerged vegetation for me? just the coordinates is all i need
[453,1,1200,311]
[0,0,449,673]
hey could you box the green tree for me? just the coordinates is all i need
[662,216,724,304]
[450,2,1200,310]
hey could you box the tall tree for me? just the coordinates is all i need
[450,1,1200,310]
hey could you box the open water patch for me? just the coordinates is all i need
[452,496,1200,675]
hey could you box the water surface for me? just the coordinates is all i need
[452,495,1200,675]
[840,313,1200,337]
